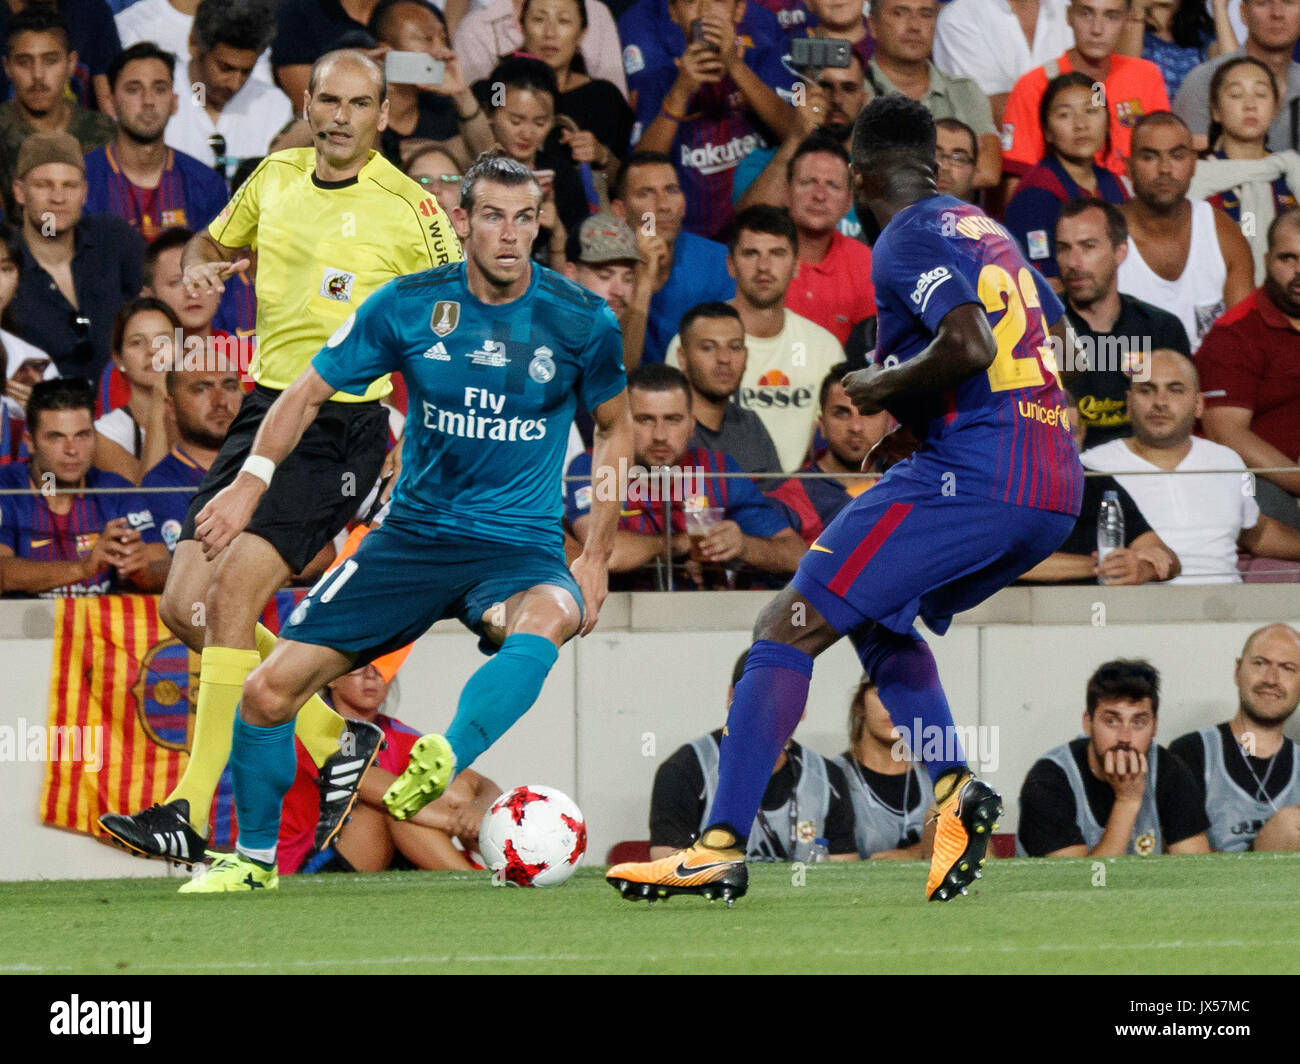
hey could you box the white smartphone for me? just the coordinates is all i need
[385,51,444,85]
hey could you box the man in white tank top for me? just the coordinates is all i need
[1169,624,1300,852]
[1117,113,1254,352]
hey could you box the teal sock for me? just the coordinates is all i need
[445,633,558,769]
[230,711,297,860]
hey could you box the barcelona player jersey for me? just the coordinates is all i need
[871,195,1083,515]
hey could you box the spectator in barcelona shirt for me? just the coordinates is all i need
[9,132,144,384]
[83,43,230,243]
[666,204,845,471]
[564,363,804,589]
[1005,74,1129,284]
[0,377,164,597]
[1189,55,1300,282]
[609,151,735,364]
[675,301,783,477]
[767,362,891,545]
[630,0,798,241]
[0,7,116,221]
[138,366,241,566]
[1001,0,1170,188]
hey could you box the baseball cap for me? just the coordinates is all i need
[16,131,85,180]
[575,213,639,265]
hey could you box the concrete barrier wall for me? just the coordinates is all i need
[3,586,1299,880]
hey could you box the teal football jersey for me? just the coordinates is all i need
[313,261,626,548]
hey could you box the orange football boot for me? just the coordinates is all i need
[606,827,748,906]
[926,771,1002,902]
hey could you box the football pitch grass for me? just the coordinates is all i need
[3,853,1298,975]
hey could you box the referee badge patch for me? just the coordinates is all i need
[431,300,460,337]
[529,346,556,383]
[321,268,355,302]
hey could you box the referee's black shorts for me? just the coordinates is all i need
[180,384,389,573]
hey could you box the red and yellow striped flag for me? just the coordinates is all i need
[41,595,195,836]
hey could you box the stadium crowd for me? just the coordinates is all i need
[0,0,1298,594]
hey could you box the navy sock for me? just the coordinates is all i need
[853,623,967,785]
[445,633,558,769]
[706,640,813,844]
[230,711,297,860]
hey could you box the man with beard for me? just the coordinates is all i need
[164,0,292,176]
[1082,349,1300,583]
[767,362,891,545]
[1017,659,1210,857]
[1117,112,1253,353]
[1055,199,1189,448]
[1170,625,1300,852]
[84,44,230,243]
[1199,208,1300,531]
[677,303,781,478]
[0,7,115,220]
[665,205,844,471]
[138,368,243,563]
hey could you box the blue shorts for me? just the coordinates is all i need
[792,458,1076,637]
[281,519,584,663]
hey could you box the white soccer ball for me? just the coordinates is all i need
[478,784,588,888]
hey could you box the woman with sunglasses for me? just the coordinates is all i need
[404,145,464,217]
[1004,73,1128,287]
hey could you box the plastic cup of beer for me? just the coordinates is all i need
[685,506,725,562]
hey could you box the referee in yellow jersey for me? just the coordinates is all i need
[99,49,462,868]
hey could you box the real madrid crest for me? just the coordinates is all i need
[431,300,460,337]
[1135,831,1156,856]
[529,345,556,383]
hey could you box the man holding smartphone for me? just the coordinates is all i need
[631,0,798,241]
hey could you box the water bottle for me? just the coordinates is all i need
[1097,489,1124,582]
[808,837,829,863]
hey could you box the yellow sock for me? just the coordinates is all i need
[255,622,346,769]
[167,646,261,833]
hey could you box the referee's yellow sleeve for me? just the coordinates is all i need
[208,156,269,250]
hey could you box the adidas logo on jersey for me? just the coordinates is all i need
[910,267,951,311]
[422,342,450,361]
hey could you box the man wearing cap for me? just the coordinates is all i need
[9,131,145,382]
[0,6,116,220]
[563,212,657,371]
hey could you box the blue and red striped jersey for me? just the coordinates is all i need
[84,143,229,243]
[871,195,1083,515]
[140,447,207,552]
[0,463,157,595]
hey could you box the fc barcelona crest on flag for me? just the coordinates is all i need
[431,301,460,337]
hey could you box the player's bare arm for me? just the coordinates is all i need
[193,367,337,560]
[842,303,996,416]
[180,229,251,299]
[571,388,635,636]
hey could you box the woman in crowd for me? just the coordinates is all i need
[1191,56,1300,281]
[519,0,634,190]
[1004,73,1128,286]
[0,221,55,463]
[405,144,464,218]
[1123,0,1237,100]
[477,54,591,267]
[93,297,179,485]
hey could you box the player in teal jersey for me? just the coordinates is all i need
[178,153,633,892]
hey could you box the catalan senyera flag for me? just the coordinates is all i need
[41,591,306,848]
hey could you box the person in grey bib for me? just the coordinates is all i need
[1018,659,1210,856]
[835,676,933,859]
[648,652,858,862]
[1170,624,1300,852]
